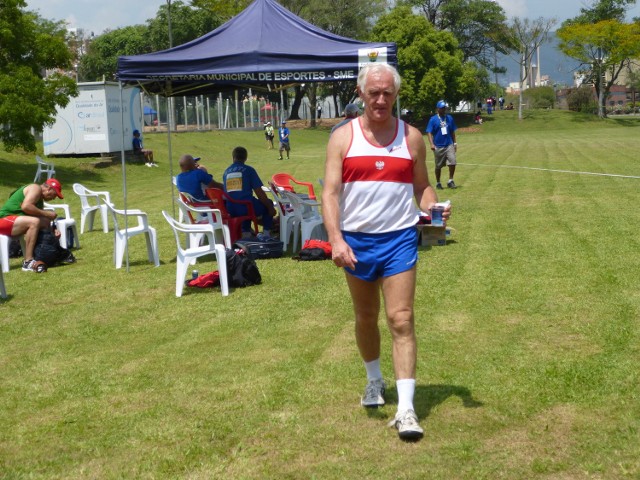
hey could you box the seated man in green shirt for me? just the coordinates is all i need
[0,178,64,271]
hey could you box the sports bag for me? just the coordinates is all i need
[225,249,262,287]
[296,239,332,261]
[233,240,284,260]
[34,230,72,267]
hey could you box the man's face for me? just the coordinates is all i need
[41,184,59,201]
[359,70,397,122]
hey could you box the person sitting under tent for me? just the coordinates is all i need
[223,146,276,241]
[176,154,223,202]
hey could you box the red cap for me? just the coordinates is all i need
[44,178,64,199]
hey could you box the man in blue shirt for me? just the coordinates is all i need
[278,121,290,160]
[132,129,156,167]
[223,147,276,239]
[425,100,458,189]
[176,154,223,202]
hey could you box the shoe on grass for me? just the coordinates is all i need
[22,259,36,271]
[61,253,76,264]
[447,179,457,189]
[388,409,424,441]
[361,379,386,408]
[436,182,443,190]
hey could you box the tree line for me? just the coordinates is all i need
[1,0,639,151]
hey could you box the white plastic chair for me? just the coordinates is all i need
[72,183,112,233]
[0,261,6,299]
[0,235,11,274]
[281,190,326,252]
[267,182,298,252]
[162,210,229,297]
[0,235,25,273]
[105,203,160,269]
[176,196,231,249]
[34,156,55,183]
[43,202,80,249]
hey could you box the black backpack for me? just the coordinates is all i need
[8,239,22,258]
[225,249,261,287]
[34,230,72,267]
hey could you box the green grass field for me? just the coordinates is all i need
[1,109,639,479]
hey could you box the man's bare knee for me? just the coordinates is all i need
[387,308,414,337]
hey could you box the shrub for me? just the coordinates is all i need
[566,86,598,114]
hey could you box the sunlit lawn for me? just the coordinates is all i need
[1,110,639,478]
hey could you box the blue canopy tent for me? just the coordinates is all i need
[114,0,396,270]
[117,0,396,96]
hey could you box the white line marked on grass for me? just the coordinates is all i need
[459,163,640,179]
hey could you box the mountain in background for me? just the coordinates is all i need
[495,31,583,88]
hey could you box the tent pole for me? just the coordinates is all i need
[166,81,176,219]
[118,81,130,272]
[167,107,176,219]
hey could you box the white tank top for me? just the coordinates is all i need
[340,118,418,233]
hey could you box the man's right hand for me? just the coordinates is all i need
[330,238,357,270]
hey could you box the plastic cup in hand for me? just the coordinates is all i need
[430,200,450,227]
[430,205,444,226]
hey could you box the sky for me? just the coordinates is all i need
[24,0,640,37]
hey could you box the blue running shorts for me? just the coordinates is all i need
[342,227,418,281]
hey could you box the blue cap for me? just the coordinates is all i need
[133,129,140,135]
[436,100,447,109]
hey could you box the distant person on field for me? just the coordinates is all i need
[474,111,483,124]
[223,146,276,240]
[331,103,359,134]
[132,129,156,167]
[278,120,290,160]
[0,178,64,271]
[264,121,275,149]
[426,100,458,190]
[176,154,223,202]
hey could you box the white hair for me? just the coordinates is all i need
[357,63,401,93]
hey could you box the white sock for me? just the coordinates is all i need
[364,358,382,382]
[396,378,416,413]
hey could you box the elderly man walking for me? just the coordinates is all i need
[323,63,451,440]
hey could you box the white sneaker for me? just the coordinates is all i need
[388,409,424,440]
[361,379,385,408]
[145,163,152,167]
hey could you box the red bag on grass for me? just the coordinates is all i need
[187,271,220,288]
